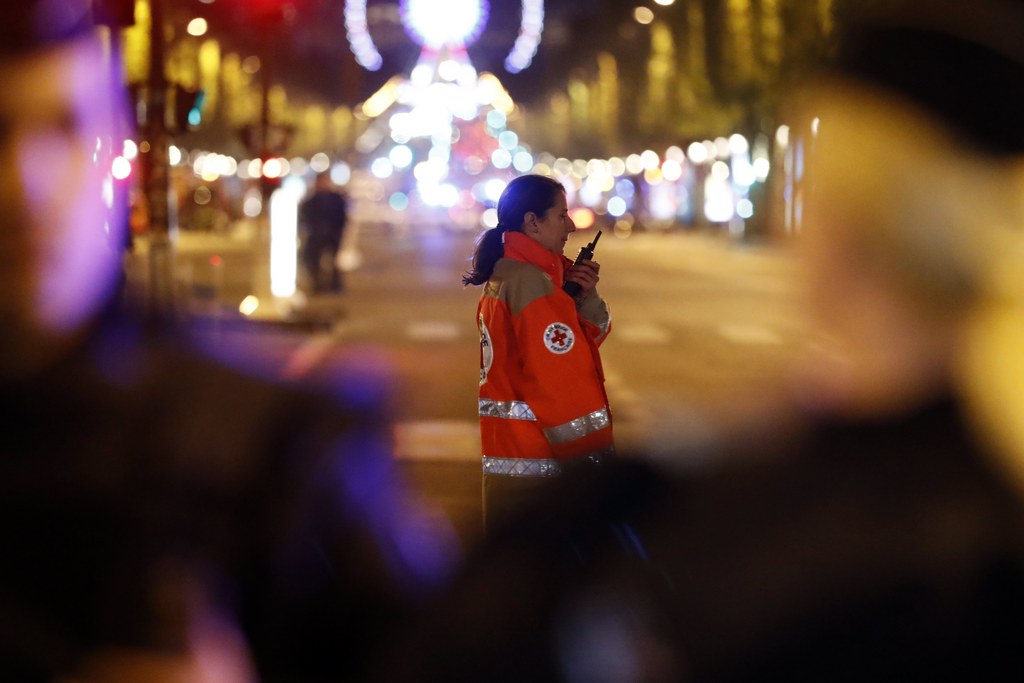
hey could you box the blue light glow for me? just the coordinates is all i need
[486,109,507,131]
[504,0,545,73]
[390,192,410,211]
[512,150,534,172]
[491,149,512,169]
[345,0,383,70]
[497,130,519,150]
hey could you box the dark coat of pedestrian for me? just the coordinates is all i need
[0,7,456,682]
[299,172,349,294]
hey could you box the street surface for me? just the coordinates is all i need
[128,220,807,546]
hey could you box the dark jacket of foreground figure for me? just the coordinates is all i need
[374,397,1024,682]
[0,311,450,682]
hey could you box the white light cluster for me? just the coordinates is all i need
[505,0,544,73]
[526,127,775,228]
[403,0,488,49]
[345,0,383,71]
[269,187,300,298]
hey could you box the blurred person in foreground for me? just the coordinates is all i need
[0,4,454,682]
[370,1,1024,681]
[299,170,349,295]
[462,174,613,532]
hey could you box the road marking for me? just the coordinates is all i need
[716,323,783,345]
[406,320,462,341]
[394,419,480,462]
[615,323,671,344]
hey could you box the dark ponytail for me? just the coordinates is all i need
[462,225,507,286]
[461,174,565,287]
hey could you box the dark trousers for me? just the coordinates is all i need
[482,474,555,534]
[301,235,343,293]
[482,456,609,534]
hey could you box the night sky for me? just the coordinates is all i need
[189,0,643,108]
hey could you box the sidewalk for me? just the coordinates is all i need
[125,220,347,329]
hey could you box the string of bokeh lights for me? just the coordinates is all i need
[110,0,779,239]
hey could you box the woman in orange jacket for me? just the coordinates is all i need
[463,174,614,530]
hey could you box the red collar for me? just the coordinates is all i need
[503,231,573,287]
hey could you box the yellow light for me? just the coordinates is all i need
[776,124,790,147]
[641,150,661,170]
[569,207,595,229]
[242,56,261,74]
[310,152,330,173]
[634,7,654,24]
[262,157,284,178]
[361,77,400,118]
[661,159,683,182]
[614,218,634,239]
[643,168,664,185]
[187,17,208,37]
[481,208,498,228]
[239,295,260,317]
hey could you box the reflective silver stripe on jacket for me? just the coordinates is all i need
[482,447,614,478]
[543,408,610,445]
[479,399,537,421]
[595,310,612,342]
[482,456,561,477]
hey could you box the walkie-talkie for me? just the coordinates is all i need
[563,230,602,297]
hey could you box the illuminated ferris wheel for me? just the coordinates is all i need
[344,0,545,74]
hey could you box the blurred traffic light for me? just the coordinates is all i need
[260,156,284,199]
[172,85,205,131]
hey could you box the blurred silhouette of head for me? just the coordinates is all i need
[831,0,1024,156]
[789,0,1024,417]
[0,3,128,378]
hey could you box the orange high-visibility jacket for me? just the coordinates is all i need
[477,231,614,477]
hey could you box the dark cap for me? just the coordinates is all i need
[0,0,98,56]
[829,0,1024,155]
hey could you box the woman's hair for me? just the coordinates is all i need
[462,174,566,286]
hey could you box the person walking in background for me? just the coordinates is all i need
[0,6,455,682]
[299,171,349,295]
[462,174,614,531]
[371,1,1024,681]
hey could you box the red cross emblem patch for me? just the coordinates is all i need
[543,322,575,355]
